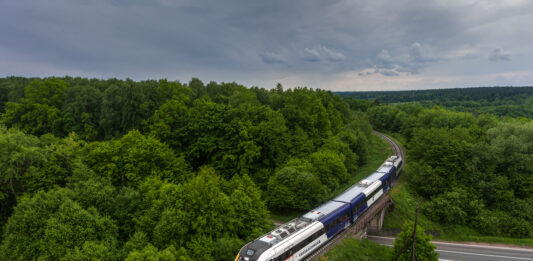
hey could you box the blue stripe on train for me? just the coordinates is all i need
[319,203,351,238]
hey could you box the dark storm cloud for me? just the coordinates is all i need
[1,0,533,89]
[489,48,511,62]
[301,46,345,62]
[260,52,286,64]
[371,42,440,76]
[302,48,322,62]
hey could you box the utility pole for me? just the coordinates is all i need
[412,203,419,261]
[393,202,419,261]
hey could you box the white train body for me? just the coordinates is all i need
[236,155,403,261]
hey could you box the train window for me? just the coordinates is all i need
[368,185,384,198]
[246,249,255,256]
[297,242,304,252]
[280,232,288,238]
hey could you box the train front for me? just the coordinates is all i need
[235,239,272,261]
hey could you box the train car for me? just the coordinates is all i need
[387,156,402,174]
[332,184,366,223]
[331,169,391,223]
[303,201,351,239]
[377,156,403,191]
[236,156,403,261]
[236,217,326,261]
[376,162,395,192]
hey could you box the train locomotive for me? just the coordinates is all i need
[236,156,402,261]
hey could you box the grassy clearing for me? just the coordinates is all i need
[319,238,391,261]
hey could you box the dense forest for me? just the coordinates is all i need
[0,77,372,260]
[367,104,533,238]
[338,87,533,118]
[1,77,532,260]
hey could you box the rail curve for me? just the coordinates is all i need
[303,131,405,261]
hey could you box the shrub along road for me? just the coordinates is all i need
[368,235,533,261]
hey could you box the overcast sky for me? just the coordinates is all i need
[1,0,533,91]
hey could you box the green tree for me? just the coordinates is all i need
[0,127,43,223]
[125,244,188,261]
[266,165,328,210]
[2,78,67,136]
[423,188,484,225]
[392,221,439,261]
[484,121,533,199]
[24,133,84,194]
[0,186,119,261]
[38,200,119,260]
[147,96,189,152]
[228,174,272,240]
[85,130,191,187]
[309,150,348,191]
[407,162,447,198]
[61,241,118,261]
[58,85,102,139]
[99,84,124,139]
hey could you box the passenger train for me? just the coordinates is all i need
[236,156,402,261]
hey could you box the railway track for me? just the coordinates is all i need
[303,131,405,261]
[373,131,405,172]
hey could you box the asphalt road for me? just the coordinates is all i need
[368,235,533,261]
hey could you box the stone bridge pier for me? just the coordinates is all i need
[350,194,394,239]
[367,206,388,234]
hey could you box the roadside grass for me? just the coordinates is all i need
[270,134,392,222]
[383,133,533,247]
[319,238,391,261]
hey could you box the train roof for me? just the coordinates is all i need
[332,183,366,203]
[332,171,383,202]
[302,201,347,221]
[257,217,314,246]
[364,171,386,183]
[387,155,400,162]
[376,163,394,174]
